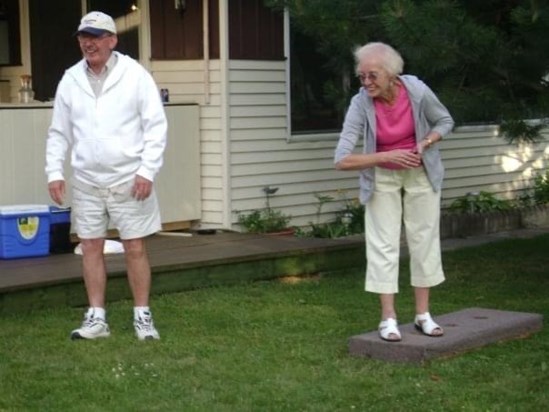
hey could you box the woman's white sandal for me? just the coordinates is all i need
[378,318,402,342]
[414,312,444,337]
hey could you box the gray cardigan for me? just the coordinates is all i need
[334,75,454,204]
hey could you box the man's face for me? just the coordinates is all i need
[77,32,117,69]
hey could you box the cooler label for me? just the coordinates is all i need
[17,216,40,240]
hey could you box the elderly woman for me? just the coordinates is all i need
[334,42,454,342]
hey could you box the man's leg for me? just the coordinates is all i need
[71,238,111,339]
[123,237,151,307]
[123,237,160,340]
[81,238,107,307]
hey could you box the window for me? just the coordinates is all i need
[289,24,356,136]
[0,0,21,66]
[29,0,81,101]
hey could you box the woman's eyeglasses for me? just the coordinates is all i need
[357,72,379,83]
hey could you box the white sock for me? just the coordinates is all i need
[87,307,106,320]
[134,306,151,320]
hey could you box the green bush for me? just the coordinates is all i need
[448,191,514,214]
[532,170,549,205]
[296,193,364,239]
[236,209,291,234]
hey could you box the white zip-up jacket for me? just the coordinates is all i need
[45,52,167,188]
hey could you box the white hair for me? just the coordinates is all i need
[354,42,404,76]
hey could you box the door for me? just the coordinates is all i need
[29,0,82,102]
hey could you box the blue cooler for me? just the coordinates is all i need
[0,204,50,259]
[49,206,72,254]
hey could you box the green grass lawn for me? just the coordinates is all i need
[1,235,548,411]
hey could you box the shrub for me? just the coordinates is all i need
[235,186,292,234]
[532,170,549,205]
[236,209,291,234]
[296,192,364,239]
[448,191,514,214]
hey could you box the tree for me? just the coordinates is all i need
[266,0,549,131]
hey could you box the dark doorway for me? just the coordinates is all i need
[29,0,81,101]
[87,0,139,59]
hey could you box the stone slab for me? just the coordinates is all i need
[348,307,543,363]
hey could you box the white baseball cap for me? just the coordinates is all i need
[76,11,117,36]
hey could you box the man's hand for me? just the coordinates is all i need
[48,180,66,205]
[132,175,153,201]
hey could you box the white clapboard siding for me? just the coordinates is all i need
[230,128,287,141]
[150,59,224,227]
[441,126,548,204]
[230,117,287,129]
[231,94,287,106]
[231,159,335,176]
[232,147,337,163]
[230,105,286,117]
[230,82,286,94]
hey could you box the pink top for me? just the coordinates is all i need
[374,83,416,169]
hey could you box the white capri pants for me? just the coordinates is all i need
[365,166,445,294]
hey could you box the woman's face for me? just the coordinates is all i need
[357,60,394,101]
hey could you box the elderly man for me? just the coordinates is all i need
[45,11,168,340]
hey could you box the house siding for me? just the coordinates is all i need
[228,59,358,228]
[150,59,224,227]
[442,126,549,203]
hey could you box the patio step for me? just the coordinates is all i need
[348,307,543,363]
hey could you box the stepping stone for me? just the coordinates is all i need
[348,307,543,363]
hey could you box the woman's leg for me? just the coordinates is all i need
[365,168,403,296]
[403,168,445,290]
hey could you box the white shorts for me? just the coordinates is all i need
[71,178,162,240]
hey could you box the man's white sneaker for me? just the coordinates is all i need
[134,311,160,340]
[70,313,111,340]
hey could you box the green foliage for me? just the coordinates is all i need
[448,191,515,214]
[266,0,549,126]
[533,170,549,204]
[448,170,549,212]
[336,196,365,234]
[519,170,549,206]
[499,119,548,144]
[236,208,291,234]
[235,186,292,233]
[296,192,364,238]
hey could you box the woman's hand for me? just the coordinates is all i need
[415,133,440,155]
[385,149,421,168]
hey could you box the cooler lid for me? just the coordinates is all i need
[49,206,71,213]
[0,204,50,216]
